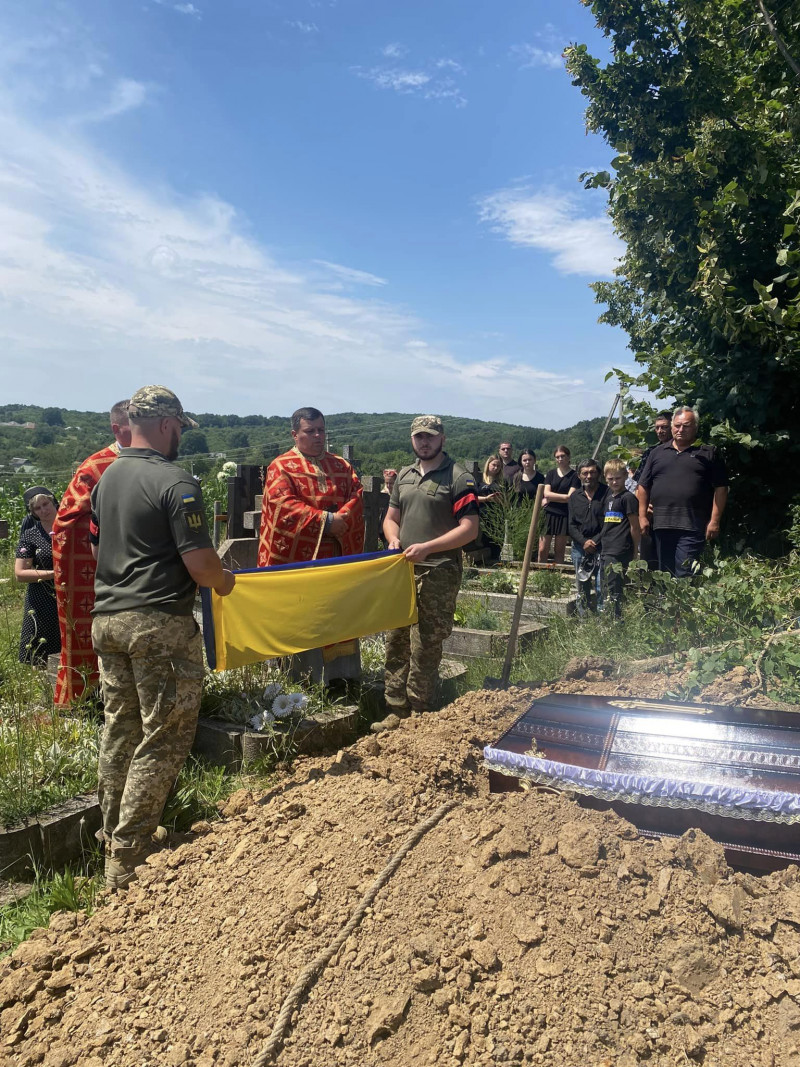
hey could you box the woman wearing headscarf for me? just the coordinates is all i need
[15,487,61,665]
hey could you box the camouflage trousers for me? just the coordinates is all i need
[384,560,461,713]
[92,609,204,852]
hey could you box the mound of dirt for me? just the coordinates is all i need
[2,679,799,1067]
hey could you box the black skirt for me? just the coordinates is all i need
[545,511,569,537]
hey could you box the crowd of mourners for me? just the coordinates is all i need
[474,406,729,618]
[10,393,729,891]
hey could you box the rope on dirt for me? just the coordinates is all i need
[250,796,460,1067]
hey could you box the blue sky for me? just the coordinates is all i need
[0,0,636,426]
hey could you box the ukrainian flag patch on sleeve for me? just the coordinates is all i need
[181,492,197,505]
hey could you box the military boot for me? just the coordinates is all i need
[104,827,169,891]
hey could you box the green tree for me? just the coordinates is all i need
[567,0,800,547]
[41,407,64,427]
[179,430,209,456]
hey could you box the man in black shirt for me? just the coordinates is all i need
[635,412,673,570]
[498,441,520,483]
[637,407,728,578]
[567,458,609,615]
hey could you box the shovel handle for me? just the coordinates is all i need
[499,482,545,687]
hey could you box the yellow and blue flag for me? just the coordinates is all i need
[201,550,417,671]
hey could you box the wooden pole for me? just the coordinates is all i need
[592,393,621,460]
[499,483,545,687]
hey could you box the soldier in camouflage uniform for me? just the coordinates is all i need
[383,416,479,714]
[90,385,235,890]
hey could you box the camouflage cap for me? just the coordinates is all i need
[410,415,444,435]
[127,385,198,428]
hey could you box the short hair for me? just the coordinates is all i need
[553,444,571,458]
[110,399,130,425]
[672,405,699,426]
[482,455,503,483]
[577,457,601,475]
[655,411,672,423]
[519,448,537,463]
[28,492,54,514]
[604,458,627,476]
[291,407,324,431]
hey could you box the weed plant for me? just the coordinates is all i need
[0,855,103,957]
[528,568,572,598]
[507,551,800,701]
[161,757,247,832]
[479,487,543,561]
[0,555,100,827]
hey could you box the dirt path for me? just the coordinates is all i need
[2,674,799,1067]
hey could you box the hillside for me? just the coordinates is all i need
[0,404,618,482]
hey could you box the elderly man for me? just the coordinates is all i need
[51,400,131,706]
[498,441,520,482]
[637,406,728,578]
[258,406,364,682]
[91,386,235,889]
[383,416,479,715]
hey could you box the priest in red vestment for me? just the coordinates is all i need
[51,400,131,706]
[258,406,364,683]
[258,407,363,566]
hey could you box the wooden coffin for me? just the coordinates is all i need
[485,693,800,871]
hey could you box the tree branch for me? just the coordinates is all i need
[756,0,800,79]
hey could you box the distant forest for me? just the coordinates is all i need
[0,403,629,483]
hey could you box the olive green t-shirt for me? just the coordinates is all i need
[91,448,213,616]
[389,453,479,567]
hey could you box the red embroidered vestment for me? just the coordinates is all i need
[51,444,119,705]
[258,448,364,567]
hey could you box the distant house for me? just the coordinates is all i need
[0,421,35,429]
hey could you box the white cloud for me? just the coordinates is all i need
[478,185,625,277]
[313,261,387,287]
[354,61,466,107]
[286,20,319,34]
[173,3,201,16]
[0,106,608,420]
[0,17,616,424]
[381,43,406,58]
[357,67,431,92]
[77,78,149,123]
[510,44,563,70]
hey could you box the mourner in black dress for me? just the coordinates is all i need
[15,489,61,666]
[538,445,580,564]
[478,455,504,562]
[512,449,545,502]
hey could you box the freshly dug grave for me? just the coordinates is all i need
[2,674,799,1067]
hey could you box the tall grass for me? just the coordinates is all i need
[0,554,100,827]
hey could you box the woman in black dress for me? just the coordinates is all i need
[512,449,545,502]
[538,445,580,564]
[478,455,504,562]
[15,489,61,666]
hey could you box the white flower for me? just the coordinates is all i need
[262,682,283,702]
[272,694,295,718]
[249,710,275,731]
[216,471,227,482]
[289,693,309,711]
